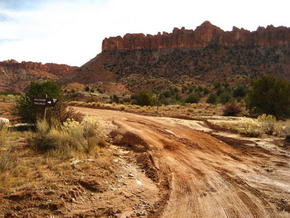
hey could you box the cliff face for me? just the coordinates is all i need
[0,60,78,76]
[0,60,78,92]
[102,21,290,51]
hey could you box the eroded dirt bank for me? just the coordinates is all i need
[74,107,290,218]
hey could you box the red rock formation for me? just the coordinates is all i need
[102,21,290,51]
[0,60,78,92]
[0,60,78,75]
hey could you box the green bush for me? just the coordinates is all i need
[111,95,120,103]
[233,86,247,98]
[132,90,156,106]
[185,94,200,103]
[207,93,217,104]
[16,81,82,123]
[219,91,231,104]
[247,75,290,119]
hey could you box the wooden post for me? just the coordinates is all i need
[43,94,48,120]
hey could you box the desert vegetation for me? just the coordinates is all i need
[0,75,290,217]
[210,114,290,138]
[30,117,107,159]
[247,75,290,119]
[16,81,82,124]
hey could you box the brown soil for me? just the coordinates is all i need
[72,107,290,218]
[1,105,289,217]
[0,141,160,217]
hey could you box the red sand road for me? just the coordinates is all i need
[73,107,290,218]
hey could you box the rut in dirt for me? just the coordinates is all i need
[74,107,290,218]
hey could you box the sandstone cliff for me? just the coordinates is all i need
[72,21,290,93]
[102,21,290,51]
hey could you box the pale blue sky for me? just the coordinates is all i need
[0,0,289,66]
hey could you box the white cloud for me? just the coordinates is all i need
[0,0,289,66]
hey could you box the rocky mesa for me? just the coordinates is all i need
[102,21,290,51]
[70,21,290,93]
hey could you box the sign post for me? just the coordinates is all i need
[43,94,48,120]
[33,95,58,120]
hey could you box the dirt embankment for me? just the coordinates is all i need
[74,107,290,218]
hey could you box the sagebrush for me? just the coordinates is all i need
[31,117,107,159]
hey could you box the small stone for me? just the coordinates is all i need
[136,180,143,186]
[128,173,134,178]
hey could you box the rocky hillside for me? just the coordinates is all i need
[3,21,290,94]
[0,60,78,92]
[72,21,290,93]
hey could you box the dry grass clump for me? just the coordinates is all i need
[0,150,17,173]
[213,114,290,138]
[281,121,290,143]
[31,117,107,159]
[0,128,19,176]
[239,119,262,137]
[217,119,262,137]
[0,94,19,103]
[68,101,222,117]
[0,127,8,147]
[257,114,277,135]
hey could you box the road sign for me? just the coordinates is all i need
[33,98,58,107]
[32,95,58,120]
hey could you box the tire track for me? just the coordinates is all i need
[73,107,290,218]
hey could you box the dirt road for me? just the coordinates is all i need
[73,107,290,218]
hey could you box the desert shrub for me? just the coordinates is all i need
[85,86,90,92]
[203,88,209,95]
[285,125,290,143]
[185,94,200,104]
[213,116,289,137]
[284,121,290,140]
[16,81,61,123]
[16,81,82,123]
[31,117,106,158]
[213,82,221,89]
[162,90,171,98]
[219,91,231,104]
[52,105,83,124]
[223,102,242,116]
[207,93,217,104]
[0,151,17,173]
[257,114,277,135]
[239,120,262,137]
[233,86,247,98]
[247,75,290,119]
[218,119,262,137]
[111,95,120,103]
[132,90,156,106]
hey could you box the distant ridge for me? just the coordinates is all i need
[0,60,78,92]
[103,21,290,51]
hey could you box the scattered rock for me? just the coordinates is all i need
[128,173,134,178]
